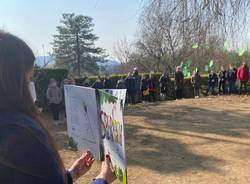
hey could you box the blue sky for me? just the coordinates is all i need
[0,0,144,58]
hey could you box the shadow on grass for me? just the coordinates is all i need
[126,124,224,174]
[125,102,250,138]
[124,101,250,174]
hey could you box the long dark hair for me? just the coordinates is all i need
[0,31,65,177]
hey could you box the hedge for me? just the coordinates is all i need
[33,69,249,108]
[75,73,211,100]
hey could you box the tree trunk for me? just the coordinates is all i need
[76,33,81,76]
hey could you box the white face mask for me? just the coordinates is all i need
[29,82,37,102]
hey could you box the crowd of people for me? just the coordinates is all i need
[46,63,249,123]
[78,63,249,105]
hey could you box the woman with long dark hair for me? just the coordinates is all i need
[0,31,116,184]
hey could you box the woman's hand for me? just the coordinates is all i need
[69,150,95,181]
[95,154,117,183]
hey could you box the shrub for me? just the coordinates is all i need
[75,73,210,100]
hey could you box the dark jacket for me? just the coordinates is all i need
[208,73,217,85]
[125,77,136,94]
[227,69,237,82]
[0,111,106,184]
[82,80,91,87]
[133,74,141,92]
[148,77,157,92]
[175,71,184,90]
[116,79,126,89]
[103,78,112,89]
[191,73,201,89]
[159,74,169,93]
[91,80,104,89]
[218,70,227,83]
[141,78,149,91]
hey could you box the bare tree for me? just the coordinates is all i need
[115,0,250,73]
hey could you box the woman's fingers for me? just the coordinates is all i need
[86,157,95,167]
[79,150,93,162]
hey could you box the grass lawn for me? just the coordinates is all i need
[42,95,250,184]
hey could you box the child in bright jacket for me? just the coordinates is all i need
[237,62,249,94]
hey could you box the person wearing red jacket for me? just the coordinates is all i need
[237,62,249,94]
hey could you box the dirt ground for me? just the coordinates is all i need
[42,96,250,184]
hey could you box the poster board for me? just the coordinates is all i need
[64,85,127,183]
[64,85,101,159]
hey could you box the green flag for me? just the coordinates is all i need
[186,59,192,67]
[192,43,199,49]
[195,67,198,72]
[180,62,184,68]
[224,40,228,49]
[183,66,190,77]
[209,60,214,68]
[205,65,209,72]
[238,47,246,56]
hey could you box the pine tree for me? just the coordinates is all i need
[52,13,104,75]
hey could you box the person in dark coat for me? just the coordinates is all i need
[103,74,112,89]
[175,66,184,99]
[91,76,104,89]
[218,65,227,95]
[206,70,217,96]
[116,76,126,89]
[133,68,141,103]
[159,71,169,100]
[227,65,237,94]
[141,74,149,102]
[82,77,91,87]
[0,31,116,184]
[191,70,201,98]
[148,74,157,102]
[125,72,136,104]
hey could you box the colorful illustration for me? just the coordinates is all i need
[102,89,127,107]
[98,90,127,184]
[64,86,127,184]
